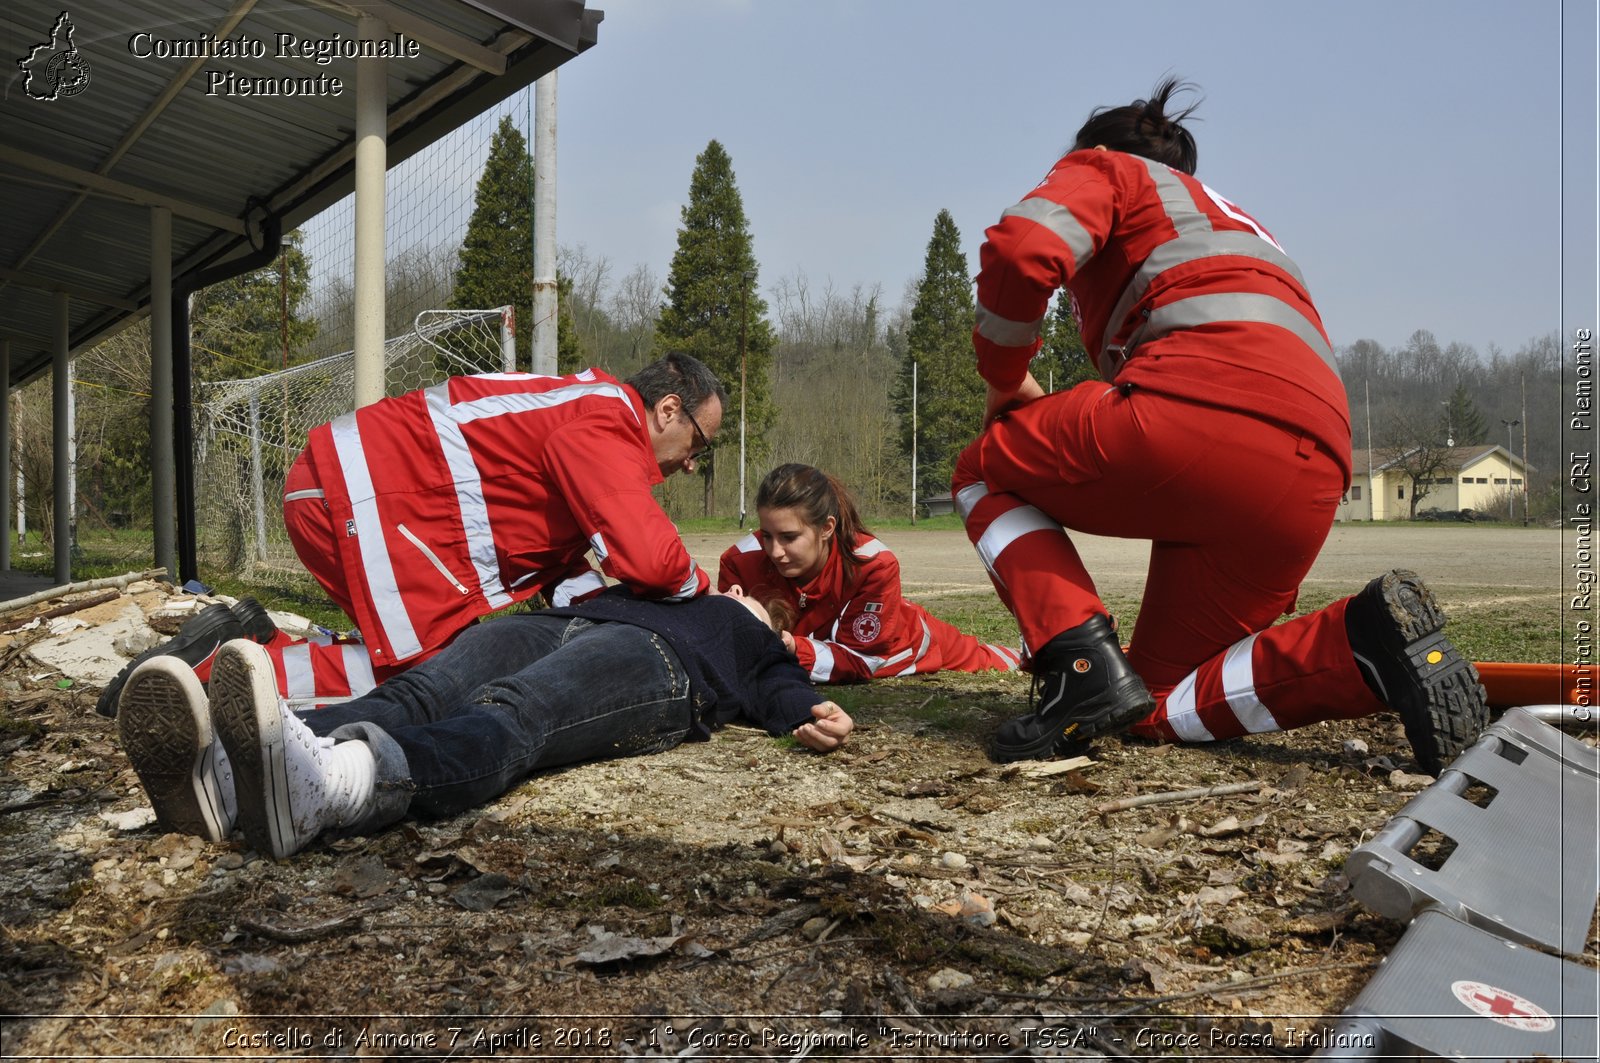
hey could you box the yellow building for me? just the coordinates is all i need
[1337,445,1533,521]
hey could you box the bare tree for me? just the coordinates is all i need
[607,262,661,377]
[1377,416,1457,519]
[762,270,900,515]
[558,243,614,358]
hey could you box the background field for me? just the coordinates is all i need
[685,520,1569,667]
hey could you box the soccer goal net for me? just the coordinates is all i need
[194,307,514,581]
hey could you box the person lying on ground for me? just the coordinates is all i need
[116,587,852,859]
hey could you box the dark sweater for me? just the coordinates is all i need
[543,591,819,739]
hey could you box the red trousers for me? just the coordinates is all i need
[953,381,1384,741]
[207,449,403,706]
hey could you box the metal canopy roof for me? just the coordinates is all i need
[0,0,601,388]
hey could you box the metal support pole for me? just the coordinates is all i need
[1520,374,1530,524]
[150,206,175,575]
[352,15,387,410]
[500,305,516,373]
[53,293,71,584]
[249,393,267,562]
[1502,419,1520,521]
[1365,375,1375,520]
[738,273,750,528]
[911,360,918,523]
[1,339,9,571]
[531,72,559,374]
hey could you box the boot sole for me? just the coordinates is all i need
[210,641,296,860]
[118,660,229,842]
[991,685,1154,763]
[97,604,244,718]
[1361,569,1488,776]
[230,598,279,644]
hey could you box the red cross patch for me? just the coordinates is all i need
[1450,980,1555,1032]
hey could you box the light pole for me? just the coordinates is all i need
[910,359,918,522]
[1501,418,1520,521]
[738,270,754,528]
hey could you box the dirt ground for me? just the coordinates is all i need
[0,525,1589,1060]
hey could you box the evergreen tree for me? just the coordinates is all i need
[892,209,984,502]
[450,116,585,369]
[191,230,316,382]
[556,273,582,373]
[451,116,534,366]
[654,140,774,512]
[1438,382,1488,446]
[1035,291,1096,393]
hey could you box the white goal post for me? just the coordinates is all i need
[195,306,514,580]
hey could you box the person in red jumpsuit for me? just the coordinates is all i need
[954,78,1487,772]
[719,463,1019,683]
[100,354,725,716]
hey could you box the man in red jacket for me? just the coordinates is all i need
[100,354,725,715]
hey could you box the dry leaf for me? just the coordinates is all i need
[332,855,394,898]
[1196,884,1244,907]
[572,922,712,966]
[451,872,515,911]
[1135,826,1180,848]
[1199,815,1243,838]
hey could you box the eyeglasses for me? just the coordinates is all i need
[684,404,714,458]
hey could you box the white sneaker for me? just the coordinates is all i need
[209,639,374,859]
[117,657,236,842]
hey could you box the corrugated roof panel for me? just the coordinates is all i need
[1,0,600,386]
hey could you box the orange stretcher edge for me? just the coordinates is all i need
[1474,661,1593,710]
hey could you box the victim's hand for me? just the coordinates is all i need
[793,701,853,752]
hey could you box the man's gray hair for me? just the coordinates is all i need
[626,352,727,415]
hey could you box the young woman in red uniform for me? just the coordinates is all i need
[956,78,1487,771]
[719,463,1019,683]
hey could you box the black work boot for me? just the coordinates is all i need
[95,604,244,718]
[1345,569,1488,776]
[229,597,279,644]
[991,615,1155,763]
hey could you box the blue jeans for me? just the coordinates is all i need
[304,615,693,831]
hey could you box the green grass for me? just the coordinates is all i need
[6,528,159,581]
[209,573,349,630]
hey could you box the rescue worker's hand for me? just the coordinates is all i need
[793,702,853,751]
[984,370,1045,423]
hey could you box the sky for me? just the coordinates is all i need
[516,0,1593,358]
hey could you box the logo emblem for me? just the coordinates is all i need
[18,12,92,101]
[1450,980,1555,1032]
[1072,658,1092,673]
[850,612,882,643]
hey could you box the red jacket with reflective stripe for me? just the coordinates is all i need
[718,534,1018,683]
[300,369,708,667]
[975,149,1351,480]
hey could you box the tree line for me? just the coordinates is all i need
[9,122,1572,549]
